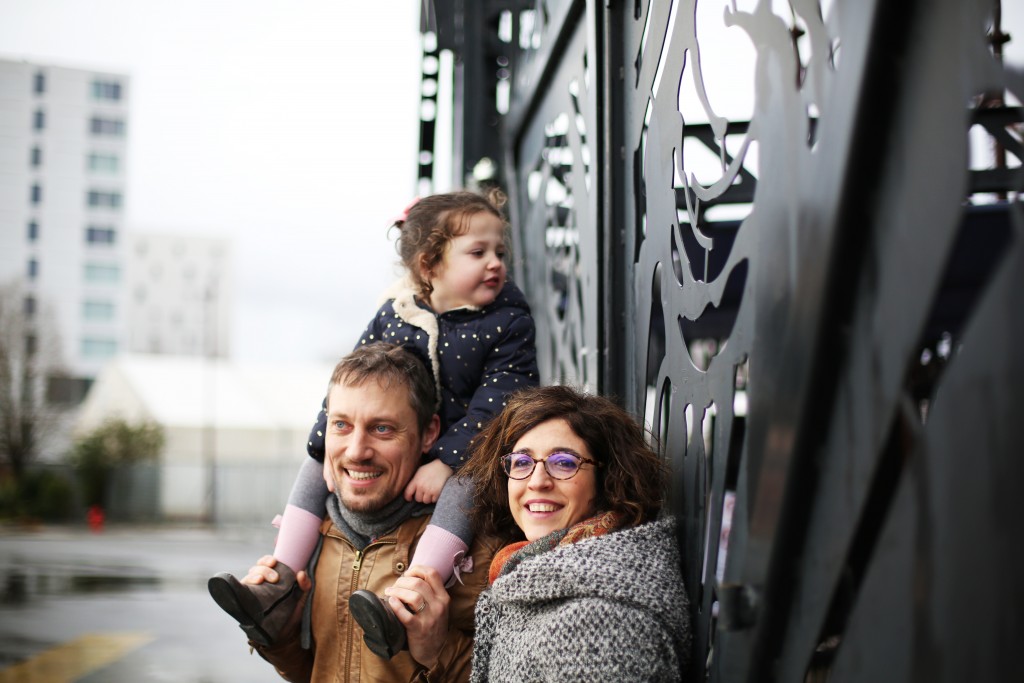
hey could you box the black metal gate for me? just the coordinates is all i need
[422,1,1023,680]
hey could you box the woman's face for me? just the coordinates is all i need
[507,418,598,541]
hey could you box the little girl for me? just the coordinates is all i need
[208,189,539,659]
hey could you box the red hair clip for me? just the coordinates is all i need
[392,197,420,224]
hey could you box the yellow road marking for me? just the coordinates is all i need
[0,633,153,683]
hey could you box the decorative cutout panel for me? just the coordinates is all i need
[432,0,1024,679]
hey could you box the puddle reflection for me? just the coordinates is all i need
[3,568,163,604]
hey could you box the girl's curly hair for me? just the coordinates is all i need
[392,188,508,299]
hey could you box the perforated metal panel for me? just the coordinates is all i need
[423,0,1024,679]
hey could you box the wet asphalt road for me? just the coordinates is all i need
[0,524,288,682]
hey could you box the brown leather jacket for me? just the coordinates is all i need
[251,515,498,683]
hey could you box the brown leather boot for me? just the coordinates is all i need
[349,589,407,659]
[208,563,301,646]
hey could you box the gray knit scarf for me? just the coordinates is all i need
[326,491,433,550]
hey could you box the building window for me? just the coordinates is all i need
[27,259,38,280]
[83,300,115,321]
[81,337,118,358]
[46,376,93,405]
[87,152,119,173]
[87,190,122,209]
[25,334,37,357]
[31,146,42,167]
[30,184,42,204]
[89,117,125,136]
[28,221,39,241]
[33,109,45,130]
[92,80,122,101]
[84,263,120,283]
[34,72,45,94]
[24,296,36,317]
[86,226,117,244]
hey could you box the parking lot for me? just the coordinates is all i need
[0,523,287,682]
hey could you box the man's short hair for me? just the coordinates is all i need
[327,342,436,433]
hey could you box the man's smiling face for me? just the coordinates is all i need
[324,377,437,512]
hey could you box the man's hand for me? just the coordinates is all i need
[384,566,450,670]
[403,459,453,503]
[241,555,313,643]
[242,555,313,590]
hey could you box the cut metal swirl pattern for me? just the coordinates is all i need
[496,0,1023,679]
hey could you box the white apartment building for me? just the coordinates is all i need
[0,58,130,393]
[125,231,232,358]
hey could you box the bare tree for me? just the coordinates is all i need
[0,279,65,486]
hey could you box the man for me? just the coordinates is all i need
[234,343,497,682]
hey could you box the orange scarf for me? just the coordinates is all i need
[488,511,620,585]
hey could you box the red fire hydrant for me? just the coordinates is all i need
[87,505,105,533]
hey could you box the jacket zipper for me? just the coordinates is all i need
[342,536,397,682]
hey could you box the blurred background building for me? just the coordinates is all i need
[75,354,330,522]
[125,232,232,359]
[0,57,305,524]
[0,58,130,396]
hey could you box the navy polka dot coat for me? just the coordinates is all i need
[306,278,539,468]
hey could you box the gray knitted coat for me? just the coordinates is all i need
[472,517,691,682]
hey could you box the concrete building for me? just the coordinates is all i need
[75,354,333,522]
[125,232,233,358]
[0,57,130,393]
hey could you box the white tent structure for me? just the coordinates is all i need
[76,354,335,523]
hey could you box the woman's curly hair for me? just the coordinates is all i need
[392,188,508,299]
[458,384,669,545]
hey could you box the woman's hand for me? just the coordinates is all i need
[384,565,450,669]
[403,459,453,503]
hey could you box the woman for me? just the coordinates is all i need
[431,384,690,681]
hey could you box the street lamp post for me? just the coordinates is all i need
[202,278,218,525]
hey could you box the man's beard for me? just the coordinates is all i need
[335,476,397,513]
[326,462,389,513]
[337,488,392,513]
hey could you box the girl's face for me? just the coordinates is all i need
[425,211,507,313]
[507,418,598,541]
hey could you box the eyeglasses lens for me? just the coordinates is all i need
[545,453,581,479]
[506,454,535,478]
[503,452,582,480]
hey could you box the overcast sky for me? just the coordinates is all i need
[1,0,425,364]
[3,1,1021,364]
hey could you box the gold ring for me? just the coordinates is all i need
[416,601,427,614]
